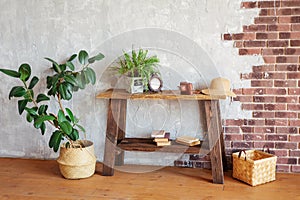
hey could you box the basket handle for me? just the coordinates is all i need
[263,145,270,153]
[238,150,247,161]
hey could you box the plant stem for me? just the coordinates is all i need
[57,93,64,114]
[22,80,38,107]
[22,80,58,128]
[83,63,90,69]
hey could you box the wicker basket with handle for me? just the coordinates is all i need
[232,148,277,186]
[57,140,96,179]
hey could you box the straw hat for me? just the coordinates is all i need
[201,77,236,97]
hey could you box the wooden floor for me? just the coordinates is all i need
[0,158,299,200]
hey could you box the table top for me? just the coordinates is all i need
[96,89,225,100]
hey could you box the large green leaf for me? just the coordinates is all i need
[65,108,74,123]
[38,105,48,115]
[59,64,66,72]
[45,57,61,73]
[25,107,38,116]
[46,76,52,89]
[0,68,20,78]
[69,129,79,141]
[28,76,39,89]
[83,70,90,85]
[49,131,62,152]
[78,50,89,65]
[88,52,105,63]
[26,112,33,123]
[66,61,75,71]
[57,109,67,123]
[59,121,73,135]
[46,75,59,89]
[40,122,46,135]
[76,72,86,89]
[47,86,57,96]
[64,74,78,86]
[59,83,72,100]
[34,115,55,129]
[36,94,50,103]
[9,86,26,99]
[18,63,31,81]
[68,54,77,62]
[18,99,28,115]
[85,67,96,85]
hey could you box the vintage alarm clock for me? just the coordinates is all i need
[148,74,163,92]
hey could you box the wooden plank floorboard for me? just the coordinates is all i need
[0,158,299,200]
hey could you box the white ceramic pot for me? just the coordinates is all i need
[126,76,144,94]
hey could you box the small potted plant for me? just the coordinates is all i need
[0,50,104,179]
[115,48,160,93]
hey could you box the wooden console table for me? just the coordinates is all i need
[96,89,227,184]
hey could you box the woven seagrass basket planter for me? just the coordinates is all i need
[57,140,96,179]
[232,150,277,186]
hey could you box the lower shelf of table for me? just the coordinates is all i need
[117,138,202,154]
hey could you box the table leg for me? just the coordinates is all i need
[115,99,127,166]
[216,101,228,171]
[102,99,127,176]
[204,100,224,184]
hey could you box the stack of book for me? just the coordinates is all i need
[175,136,200,146]
[151,130,171,146]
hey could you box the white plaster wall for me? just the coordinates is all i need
[0,0,260,164]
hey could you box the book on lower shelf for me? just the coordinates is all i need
[156,140,171,146]
[151,130,166,138]
[175,136,201,146]
[151,130,171,146]
[153,137,169,142]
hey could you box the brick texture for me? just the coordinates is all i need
[179,1,300,173]
[219,0,300,173]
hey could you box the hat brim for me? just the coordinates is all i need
[201,89,237,98]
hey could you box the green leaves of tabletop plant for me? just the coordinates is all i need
[116,48,160,91]
[0,49,104,153]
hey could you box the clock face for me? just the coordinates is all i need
[149,75,162,92]
[150,78,161,90]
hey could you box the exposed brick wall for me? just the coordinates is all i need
[222,0,300,173]
[175,0,300,173]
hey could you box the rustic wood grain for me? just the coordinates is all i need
[118,138,202,154]
[98,89,225,184]
[1,158,299,200]
[204,100,224,184]
[216,100,228,171]
[96,89,226,100]
[115,99,127,166]
[103,99,126,176]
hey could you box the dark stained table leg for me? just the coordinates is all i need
[102,99,127,176]
[216,101,228,171]
[115,99,127,166]
[204,100,224,184]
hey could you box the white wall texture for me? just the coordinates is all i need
[0,0,260,165]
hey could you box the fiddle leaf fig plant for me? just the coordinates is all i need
[0,50,104,152]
